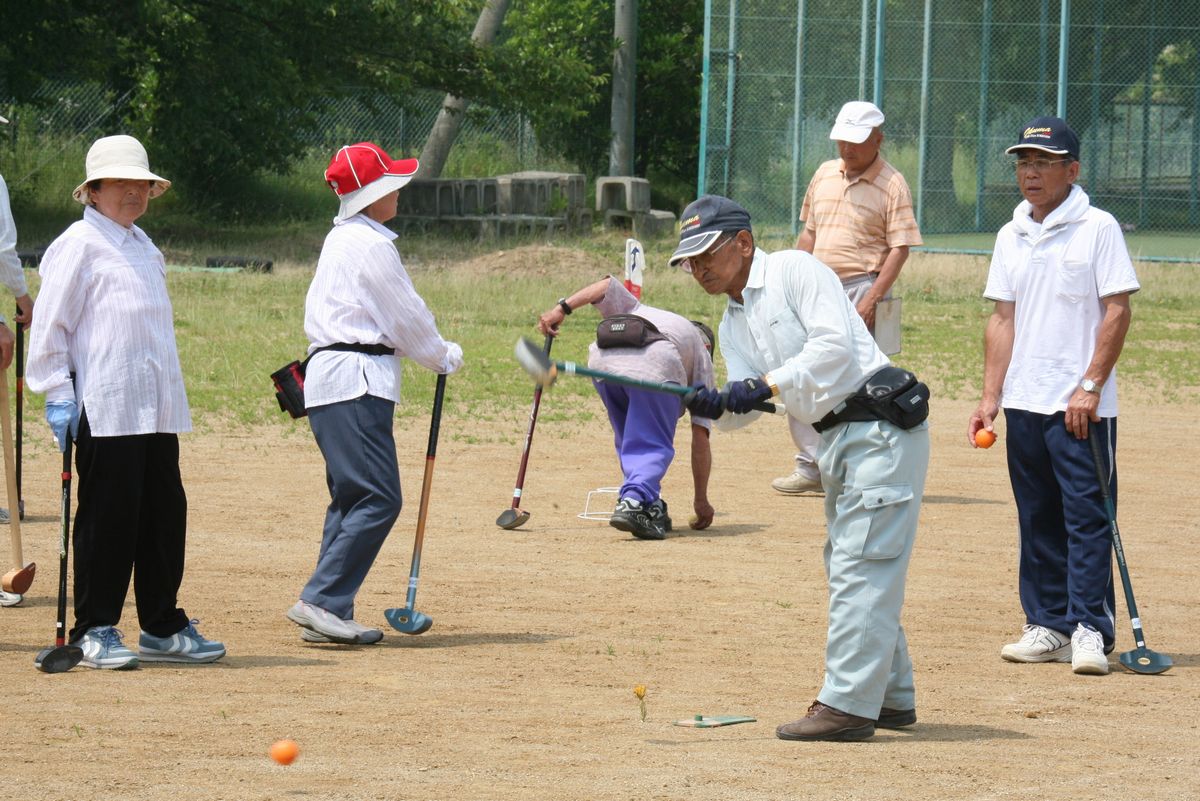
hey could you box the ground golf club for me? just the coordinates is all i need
[34,443,83,674]
[15,306,24,520]
[384,373,447,635]
[1087,427,1172,675]
[1,369,34,595]
[497,335,553,530]
[513,336,785,415]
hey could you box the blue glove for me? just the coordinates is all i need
[45,400,79,452]
[723,377,773,414]
[684,385,724,420]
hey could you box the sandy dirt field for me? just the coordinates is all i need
[1,396,1196,800]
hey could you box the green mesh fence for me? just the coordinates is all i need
[701,0,1200,256]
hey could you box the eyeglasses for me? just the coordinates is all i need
[1012,158,1073,173]
[680,234,735,274]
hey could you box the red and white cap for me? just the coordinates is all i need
[325,142,419,222]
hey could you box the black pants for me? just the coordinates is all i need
[70,411,189,642]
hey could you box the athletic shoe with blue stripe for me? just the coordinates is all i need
[78,626,139,670]
[139,620,226,663]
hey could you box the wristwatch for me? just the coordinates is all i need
[1080,378,1102,394]
[557,298,572,316]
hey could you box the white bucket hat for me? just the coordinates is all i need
[72,135,171,204]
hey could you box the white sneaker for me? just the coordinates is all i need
[287,600,381,644]
[0,589,22,607]
[1071,624,1110,675]
[771,469,823,495]
[1000,624,1072,663]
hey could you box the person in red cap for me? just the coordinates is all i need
[286,142,463,645]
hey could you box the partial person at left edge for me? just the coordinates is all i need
[26,134,225,669]
[0,112,35,565]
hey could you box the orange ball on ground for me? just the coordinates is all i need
[975,429,997,449]
[269,739,299,765]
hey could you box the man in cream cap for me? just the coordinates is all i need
[769,100,923,497]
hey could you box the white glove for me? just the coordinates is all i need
[442,341,464,374]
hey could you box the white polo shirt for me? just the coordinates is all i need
[984,185,1139,417]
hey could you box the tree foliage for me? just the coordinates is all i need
[503,0,703,199]
[0,0,612,211]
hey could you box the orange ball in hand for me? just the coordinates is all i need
[975,429,997,449]
[269,739,299,765]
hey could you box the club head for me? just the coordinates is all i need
[1118,647,1173,675]
[34,645,83,674]
[514,338,557,387]
[2,562,36,595]
[384,607,433,635]
[496,507,530,530]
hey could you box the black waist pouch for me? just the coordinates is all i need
[814,365,930,432]
[596,314,668,349]
[270,343,396,419]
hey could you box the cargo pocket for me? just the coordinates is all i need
[837,484,915,560]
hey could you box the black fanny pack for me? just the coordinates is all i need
[270,342,396,419]
[596,314,668,349]
[813,365,930,433]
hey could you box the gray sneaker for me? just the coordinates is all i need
[139,620,226,663]
[609,498,666,540]
[0,589,22,607]
[287,600,382,644]
[1000,624,1072,663]
[77,626,139,670]
[300,618,383,644]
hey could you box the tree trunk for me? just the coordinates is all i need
[417,0,512,179]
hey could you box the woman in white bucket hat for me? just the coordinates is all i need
[26,134,224,669]
[285,142,463,645]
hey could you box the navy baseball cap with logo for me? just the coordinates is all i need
[668,195,752,268]
[1005,116,1080,160]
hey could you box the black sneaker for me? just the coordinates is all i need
[648,498,672,532]
[610,498,667,540]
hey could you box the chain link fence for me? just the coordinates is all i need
[1,80,547,186]
[701,0,1200,256]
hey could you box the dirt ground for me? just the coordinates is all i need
[1,397,1196,801]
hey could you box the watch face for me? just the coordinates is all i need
[1082,379,1097,392]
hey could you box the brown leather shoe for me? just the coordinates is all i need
[776,701,875,741]
[876,707,916,729]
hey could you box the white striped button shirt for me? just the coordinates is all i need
[303,215,462,409]
[27,205,191,436]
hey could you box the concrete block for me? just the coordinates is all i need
[595,176,651,213]
[635,209,677,240]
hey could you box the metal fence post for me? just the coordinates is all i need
[791,0,809,237]
[916,0,933,232]
[975,0,993,231]
[1057,0,1070,117]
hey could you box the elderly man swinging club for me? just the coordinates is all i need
[679,195,930,742]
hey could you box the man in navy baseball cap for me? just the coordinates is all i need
[1005,116,1080,160]
[668,195,752,269]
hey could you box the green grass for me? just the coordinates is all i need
[14,228,1199,439]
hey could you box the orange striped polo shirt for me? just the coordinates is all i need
[799,156,923,281]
